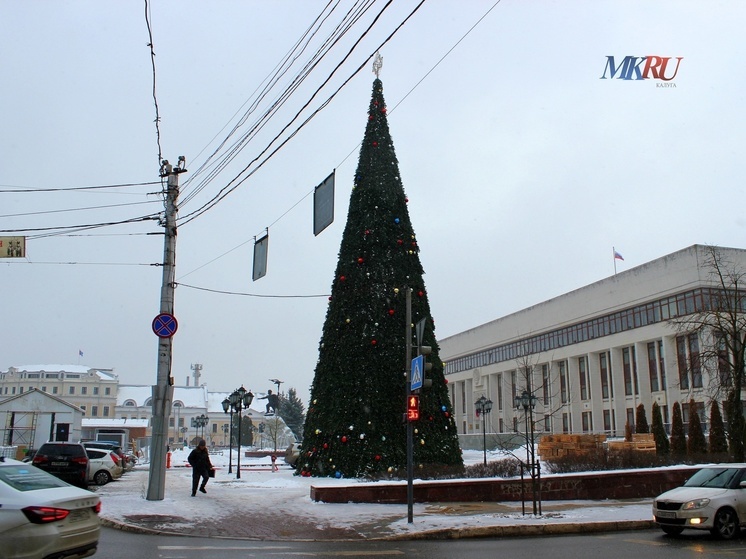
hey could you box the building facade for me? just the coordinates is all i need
[0,365,118,418]
[439,245,746,449]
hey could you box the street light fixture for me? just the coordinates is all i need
[514,389,539,515]
[227,386,254,479]
[221,397,233,473]
[193,414,209,441]
[180,426,188,446]
[475,395,493,466]
[222,423,229,446]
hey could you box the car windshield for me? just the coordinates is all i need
[0,464,70,491]
[684,467,742,489]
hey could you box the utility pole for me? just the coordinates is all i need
[147,157,186,501]
[405,288,414,524]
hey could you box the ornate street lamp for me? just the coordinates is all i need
[227,386,254,479]
[221,423,229,446]
[514,389,538,515]
[221,397,233,473]
[179,426,188,445]
[475,395,493,466]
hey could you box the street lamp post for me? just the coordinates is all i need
[228,386,254,479]
[193,414,209,442]
[222,423,229,446]
[474,395,493,466]
[221,397,234,474]
[180,426,188,446]
[514,389,538,515]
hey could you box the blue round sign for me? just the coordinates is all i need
[152,313,178,338]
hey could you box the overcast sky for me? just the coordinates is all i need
[2,1,744,406]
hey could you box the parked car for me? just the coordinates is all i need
[32,442,89,489]
[86,449,122,486]
[83,442,134,472]
[653,464,746,539]
[0,456,100,559]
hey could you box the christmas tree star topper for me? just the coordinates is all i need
[372,52,383,78]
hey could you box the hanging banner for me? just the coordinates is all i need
[252,231,269,281]
[0,236,25,258]
[313,170,335,236]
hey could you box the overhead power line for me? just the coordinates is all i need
[0,180,161,193]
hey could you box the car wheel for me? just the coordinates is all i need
[661,525,684,536]
[93,470,112,486]
[711,507,740,540]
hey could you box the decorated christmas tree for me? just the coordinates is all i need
[298,76,462,478]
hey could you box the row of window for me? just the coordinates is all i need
[445,287,733,375]
[1,385,112,396]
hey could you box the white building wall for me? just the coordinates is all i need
[439,245,746,443]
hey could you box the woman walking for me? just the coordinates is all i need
[188,439,214,496]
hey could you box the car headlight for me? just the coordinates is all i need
[682,498,710,510]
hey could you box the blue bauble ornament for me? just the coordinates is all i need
[335,471,342,479]
[441,405,447,412]
[394,218,400,224]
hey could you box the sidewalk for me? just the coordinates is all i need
[96,465,655,540]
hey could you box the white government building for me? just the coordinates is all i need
[440,244,746,449]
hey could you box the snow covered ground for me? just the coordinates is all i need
[94,447,654,539]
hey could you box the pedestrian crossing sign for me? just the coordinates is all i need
[411,355,424,391]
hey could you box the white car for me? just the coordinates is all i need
[86,449,123,486]
[0,456,100,559]
[653,464,746,539]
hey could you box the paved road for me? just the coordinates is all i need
[98,527,746,559]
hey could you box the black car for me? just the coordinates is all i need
[31,442,89,489]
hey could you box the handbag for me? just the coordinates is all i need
[208,468,216,478]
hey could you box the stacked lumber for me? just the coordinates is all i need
[537,434,606,458]
[608,433,656,453]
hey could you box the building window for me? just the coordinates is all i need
[497,373,503,411]
[648,342,659,392]
[212,423,218,433]
[80,405,86,415]
[543,414,551,431]
[676,335,690,389]
[105,387,111,395]
[81,386,87,395]
[717,332,732,385]
[542,364,550,406]
[582,411,593,432]
[93,387,99,395]
[559,361,568,404]
[11,387,16,395]
[562,413,570,433]
[658,340,666,390]
[688,333,703,388]
[52,386,58,394]
[599,352,611,399]
[510,370,517,403]
[103,406,109,417]
[578,356,589,400]
[461,385,466,414]
[69,386,75,395]
[603,409,612,432]
[19,387,24,394]
[42,386,47,392]
[169,417,175,427]
[91,406,98,417]
[623,347,633,396]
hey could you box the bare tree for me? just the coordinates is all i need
[674,245,746,461]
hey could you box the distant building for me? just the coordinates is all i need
[0,365,118,418]
[0,388,84,452]
[439,245,746,449]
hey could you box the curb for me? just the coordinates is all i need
[100,516,656,541]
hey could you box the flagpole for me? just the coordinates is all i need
[613,247,617,275]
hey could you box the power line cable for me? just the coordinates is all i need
[177,282,330,299]
[179,0,415,226]
[0,200,160,219]
[0,181,160,193]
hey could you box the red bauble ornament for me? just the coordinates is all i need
[339,275,346,282]
[445,411,450,418]
[365,229,371,235]
[444,378,449,384]
[341,436,348,443]
[418,290,424,297]
[375,455,381,461]
[368,115,373,121]
[388,309,395,316]
[372,141,378,147]
[371,339,377,345]
[405,197,408,203]
[323,443,328,449]
[357,257,364,264]
[381,108,387,114]
[397,239,403,245]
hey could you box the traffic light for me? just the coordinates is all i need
[407,395,420,421]
[418,345,433,389]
